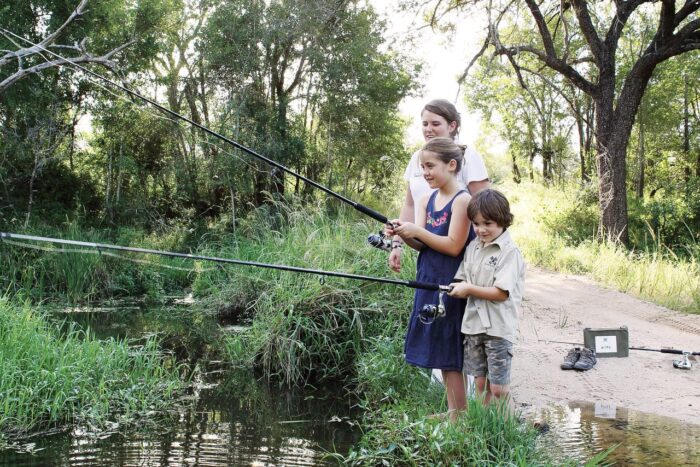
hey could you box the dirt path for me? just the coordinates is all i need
[512,267,700,425]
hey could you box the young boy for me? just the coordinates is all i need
[448,189,525,410]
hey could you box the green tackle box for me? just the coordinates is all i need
[583,326,629,358]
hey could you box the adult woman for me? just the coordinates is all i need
[389,99,490,272]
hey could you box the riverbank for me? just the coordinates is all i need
[513,267,700,425]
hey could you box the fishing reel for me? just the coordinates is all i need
[419,290,447,325]
[367,231,392,252]
[673,352,692,370]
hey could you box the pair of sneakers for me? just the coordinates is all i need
[561,347,597,370]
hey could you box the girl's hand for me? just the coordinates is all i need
[389,247,402,272]
[448,281,471,298]
[385,219,400,237]
[393,221,421,240]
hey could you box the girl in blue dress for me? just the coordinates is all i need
[388,136,472,420]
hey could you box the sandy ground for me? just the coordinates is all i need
[512,267,700,425]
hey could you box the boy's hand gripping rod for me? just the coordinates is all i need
[0,233,451,292]
[0,28,390,226]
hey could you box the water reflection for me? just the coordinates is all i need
[534,400,700,466]
[1,365,360,466]
[0,305,360,466]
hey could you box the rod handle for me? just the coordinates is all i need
[354,203,388,224]
[407,280,448,291]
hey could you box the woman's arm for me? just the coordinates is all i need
[467,179,490,195]
[400,184,415,223]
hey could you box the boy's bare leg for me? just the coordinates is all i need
[488,383,514,413]
[474,376,491,405]
[442,370,467,421]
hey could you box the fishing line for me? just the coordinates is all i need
[0,27,391,225]
[0,232,451,292]
[0,237,218,272]
[10,39,268,177]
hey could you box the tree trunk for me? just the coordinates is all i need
[636,103,645,199]
[512,151,522,184]
[595,69,629,244]
[24,150,39,228]
[105,146,113,221]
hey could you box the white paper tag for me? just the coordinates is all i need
[595,335,618,354]
[595,401,617,419]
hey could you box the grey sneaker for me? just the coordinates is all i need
[574,347,597,370]
[560,347,581,370]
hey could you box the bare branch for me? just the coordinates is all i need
[0,0,136,93]
[0,42,132,91]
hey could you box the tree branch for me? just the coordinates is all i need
[569,0,604,62]
[0,0,137,93]
[605,0,650,48]
[0,40,134,92]
[523,0,558,57]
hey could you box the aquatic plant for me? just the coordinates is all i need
[335,400,545,466]
[0,298,184,438]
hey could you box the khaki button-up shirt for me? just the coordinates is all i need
[455,229,525,343]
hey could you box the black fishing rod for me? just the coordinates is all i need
[629,347,700,356]
[0,232,450,292]
[0,27,390,226]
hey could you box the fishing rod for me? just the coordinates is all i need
[0,27,391,227]
[629,347,700,355]
[0,232,450,293]
[538,339,700,356]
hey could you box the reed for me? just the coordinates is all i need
[0,223,194,303]
[0,298,184,439]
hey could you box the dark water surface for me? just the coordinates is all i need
[0,303,360,466]
[534,400,700,465]
[3,302,700,465]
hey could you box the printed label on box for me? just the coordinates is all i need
[595,335,618,353]
[595,401,617,419]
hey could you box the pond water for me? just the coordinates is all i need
[0,303,361,466]
[2,301,700,466]
[533,400,700,465]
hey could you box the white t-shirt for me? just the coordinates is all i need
[403,147,489,220]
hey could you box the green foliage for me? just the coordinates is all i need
[354,335,436,408]
[337,399,546,466]
[505,182,700,312]
[540,183,599,244]
[0,298,184,438]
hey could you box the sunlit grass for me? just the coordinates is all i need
[502,182,700,313]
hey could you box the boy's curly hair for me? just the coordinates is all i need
[467,189,514,228]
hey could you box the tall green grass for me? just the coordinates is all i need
[503,182,700,313]
[1,222,195,303]
[197,200,415,385]
[0,298,184,442]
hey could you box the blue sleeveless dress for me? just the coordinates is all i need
[404,190,469,371]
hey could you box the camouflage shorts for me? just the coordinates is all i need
[463,334,513,386]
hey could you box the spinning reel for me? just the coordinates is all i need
[367,231,392,252]
[419,289,448,325]
[673,352,692,370]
